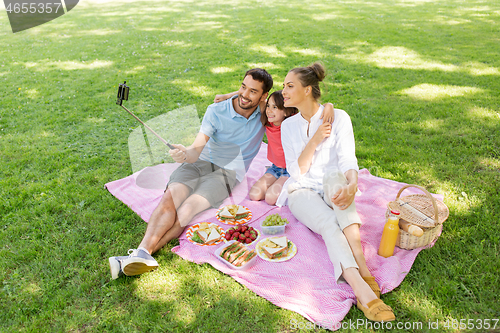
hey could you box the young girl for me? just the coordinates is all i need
[214,90,335,205]
[250,90,297,205]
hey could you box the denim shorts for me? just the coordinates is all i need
[265,163,290,179]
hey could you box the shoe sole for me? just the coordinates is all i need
[122,260,159,276]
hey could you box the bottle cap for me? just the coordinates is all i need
[390,210,400,215]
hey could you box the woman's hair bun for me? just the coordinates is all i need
[309,62,326,82]
[289,62,327,101]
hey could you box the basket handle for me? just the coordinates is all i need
[395,184,441,224]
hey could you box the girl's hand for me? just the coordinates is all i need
[169,144,188,163]
[320,102,335,124]
[214,91,238,103]
[312,122,331,145]
[214,94,227,103]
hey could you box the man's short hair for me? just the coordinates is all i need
[244,68,273,93]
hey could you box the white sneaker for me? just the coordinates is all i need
[121,249,159,276]
[108,256,128,280]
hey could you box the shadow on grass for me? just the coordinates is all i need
[89,247,289,332]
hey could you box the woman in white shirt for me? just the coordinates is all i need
[281,62,395,322]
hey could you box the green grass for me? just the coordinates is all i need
[1,0,499,332]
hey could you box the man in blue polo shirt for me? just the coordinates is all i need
[108,68,273,279]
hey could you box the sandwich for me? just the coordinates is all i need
[219,241,257,267]
[261,236,289,259]
[218,206,234,220]
[193,223,222,245]
[218,205,249,220]
[233,205,250,219]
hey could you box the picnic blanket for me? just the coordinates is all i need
[105,142,444,330]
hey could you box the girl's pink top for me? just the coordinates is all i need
[266,122,286,168]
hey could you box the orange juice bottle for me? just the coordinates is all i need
[378,210,401,258]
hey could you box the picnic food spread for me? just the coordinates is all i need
[219,241,257,267]
[218,204,249,220]
[191,222,222,245]
[187,212,298,267]
[260,236,290,259]
[224,225,259,244]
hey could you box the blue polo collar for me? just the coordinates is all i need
[230,95,261,120]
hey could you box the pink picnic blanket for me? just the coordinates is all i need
[105,143,444,330]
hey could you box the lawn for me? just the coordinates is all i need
[0,0,499,332]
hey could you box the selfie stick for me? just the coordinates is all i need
[116,81,234,205]
[116,81,175,150]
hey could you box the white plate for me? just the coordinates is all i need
[214,240,258,270]
[255,237,297,262]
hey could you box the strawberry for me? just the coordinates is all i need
[245,238,252,244]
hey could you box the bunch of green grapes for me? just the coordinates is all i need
[262,214,289,226]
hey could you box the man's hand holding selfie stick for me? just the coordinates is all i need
[169,132,210,164]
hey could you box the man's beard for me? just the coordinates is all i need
[238,96,258,110]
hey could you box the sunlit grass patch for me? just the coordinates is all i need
[398,84,484,100]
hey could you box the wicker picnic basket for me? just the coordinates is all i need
[387,184,449,250]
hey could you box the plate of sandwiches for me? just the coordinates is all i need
[214,240,258,270]
[216,204,252,225]
[255,236,297,262]
[186,222,225,246]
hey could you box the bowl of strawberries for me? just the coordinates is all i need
[224,225,260,245]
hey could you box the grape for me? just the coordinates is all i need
[263,213,289,226]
